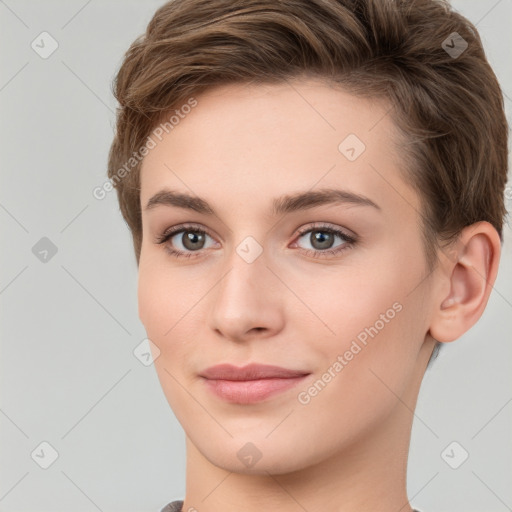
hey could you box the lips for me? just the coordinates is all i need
[200,363,310,381]
[199,363,311,404]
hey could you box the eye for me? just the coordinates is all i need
[292,223,356,258]
[155,222,357,260]
[155,224,218,259]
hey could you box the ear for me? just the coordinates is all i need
[428,221,501,343]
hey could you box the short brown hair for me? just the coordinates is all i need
[107,0,509,269]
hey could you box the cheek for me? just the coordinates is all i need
[137,261,197,412]
[137,262,162,335]
[296,290,424,448]
[313,241,428,369]
[308,264,406,345]
[137,244,186,329]
[137,256,182,351]
[137,258,204,362]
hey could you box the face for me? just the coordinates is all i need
[138,78,436,474]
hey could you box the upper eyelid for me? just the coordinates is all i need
[159,223,214,240]
[295,222,355,238]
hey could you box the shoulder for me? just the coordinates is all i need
[160,500,183,512]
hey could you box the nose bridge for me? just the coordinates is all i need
[215,239,269,313]
[208,237,283,339]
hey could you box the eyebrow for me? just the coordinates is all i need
[144,188,381,216]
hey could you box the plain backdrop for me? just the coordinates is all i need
[1,1,511,511]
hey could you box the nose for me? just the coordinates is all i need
[207,247,285,342]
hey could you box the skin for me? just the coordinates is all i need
[137,78,501,512]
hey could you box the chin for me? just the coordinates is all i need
[189,430,328,476]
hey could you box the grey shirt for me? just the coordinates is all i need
[161,500,422,511]
[160,501,183,512]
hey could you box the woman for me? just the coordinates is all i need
[107,1,508,510]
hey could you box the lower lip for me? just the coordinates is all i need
[202,376,309,404]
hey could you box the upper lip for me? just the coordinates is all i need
[200,363,310,381]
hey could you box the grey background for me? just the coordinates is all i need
[0,1,511,511]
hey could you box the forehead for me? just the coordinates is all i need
[139,79,419,219]
[143,78,394,165]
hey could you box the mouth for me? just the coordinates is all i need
[199,363,311,404]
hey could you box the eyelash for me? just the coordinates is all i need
[154,222,357,260]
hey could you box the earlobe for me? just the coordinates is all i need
[429,222,501,343]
